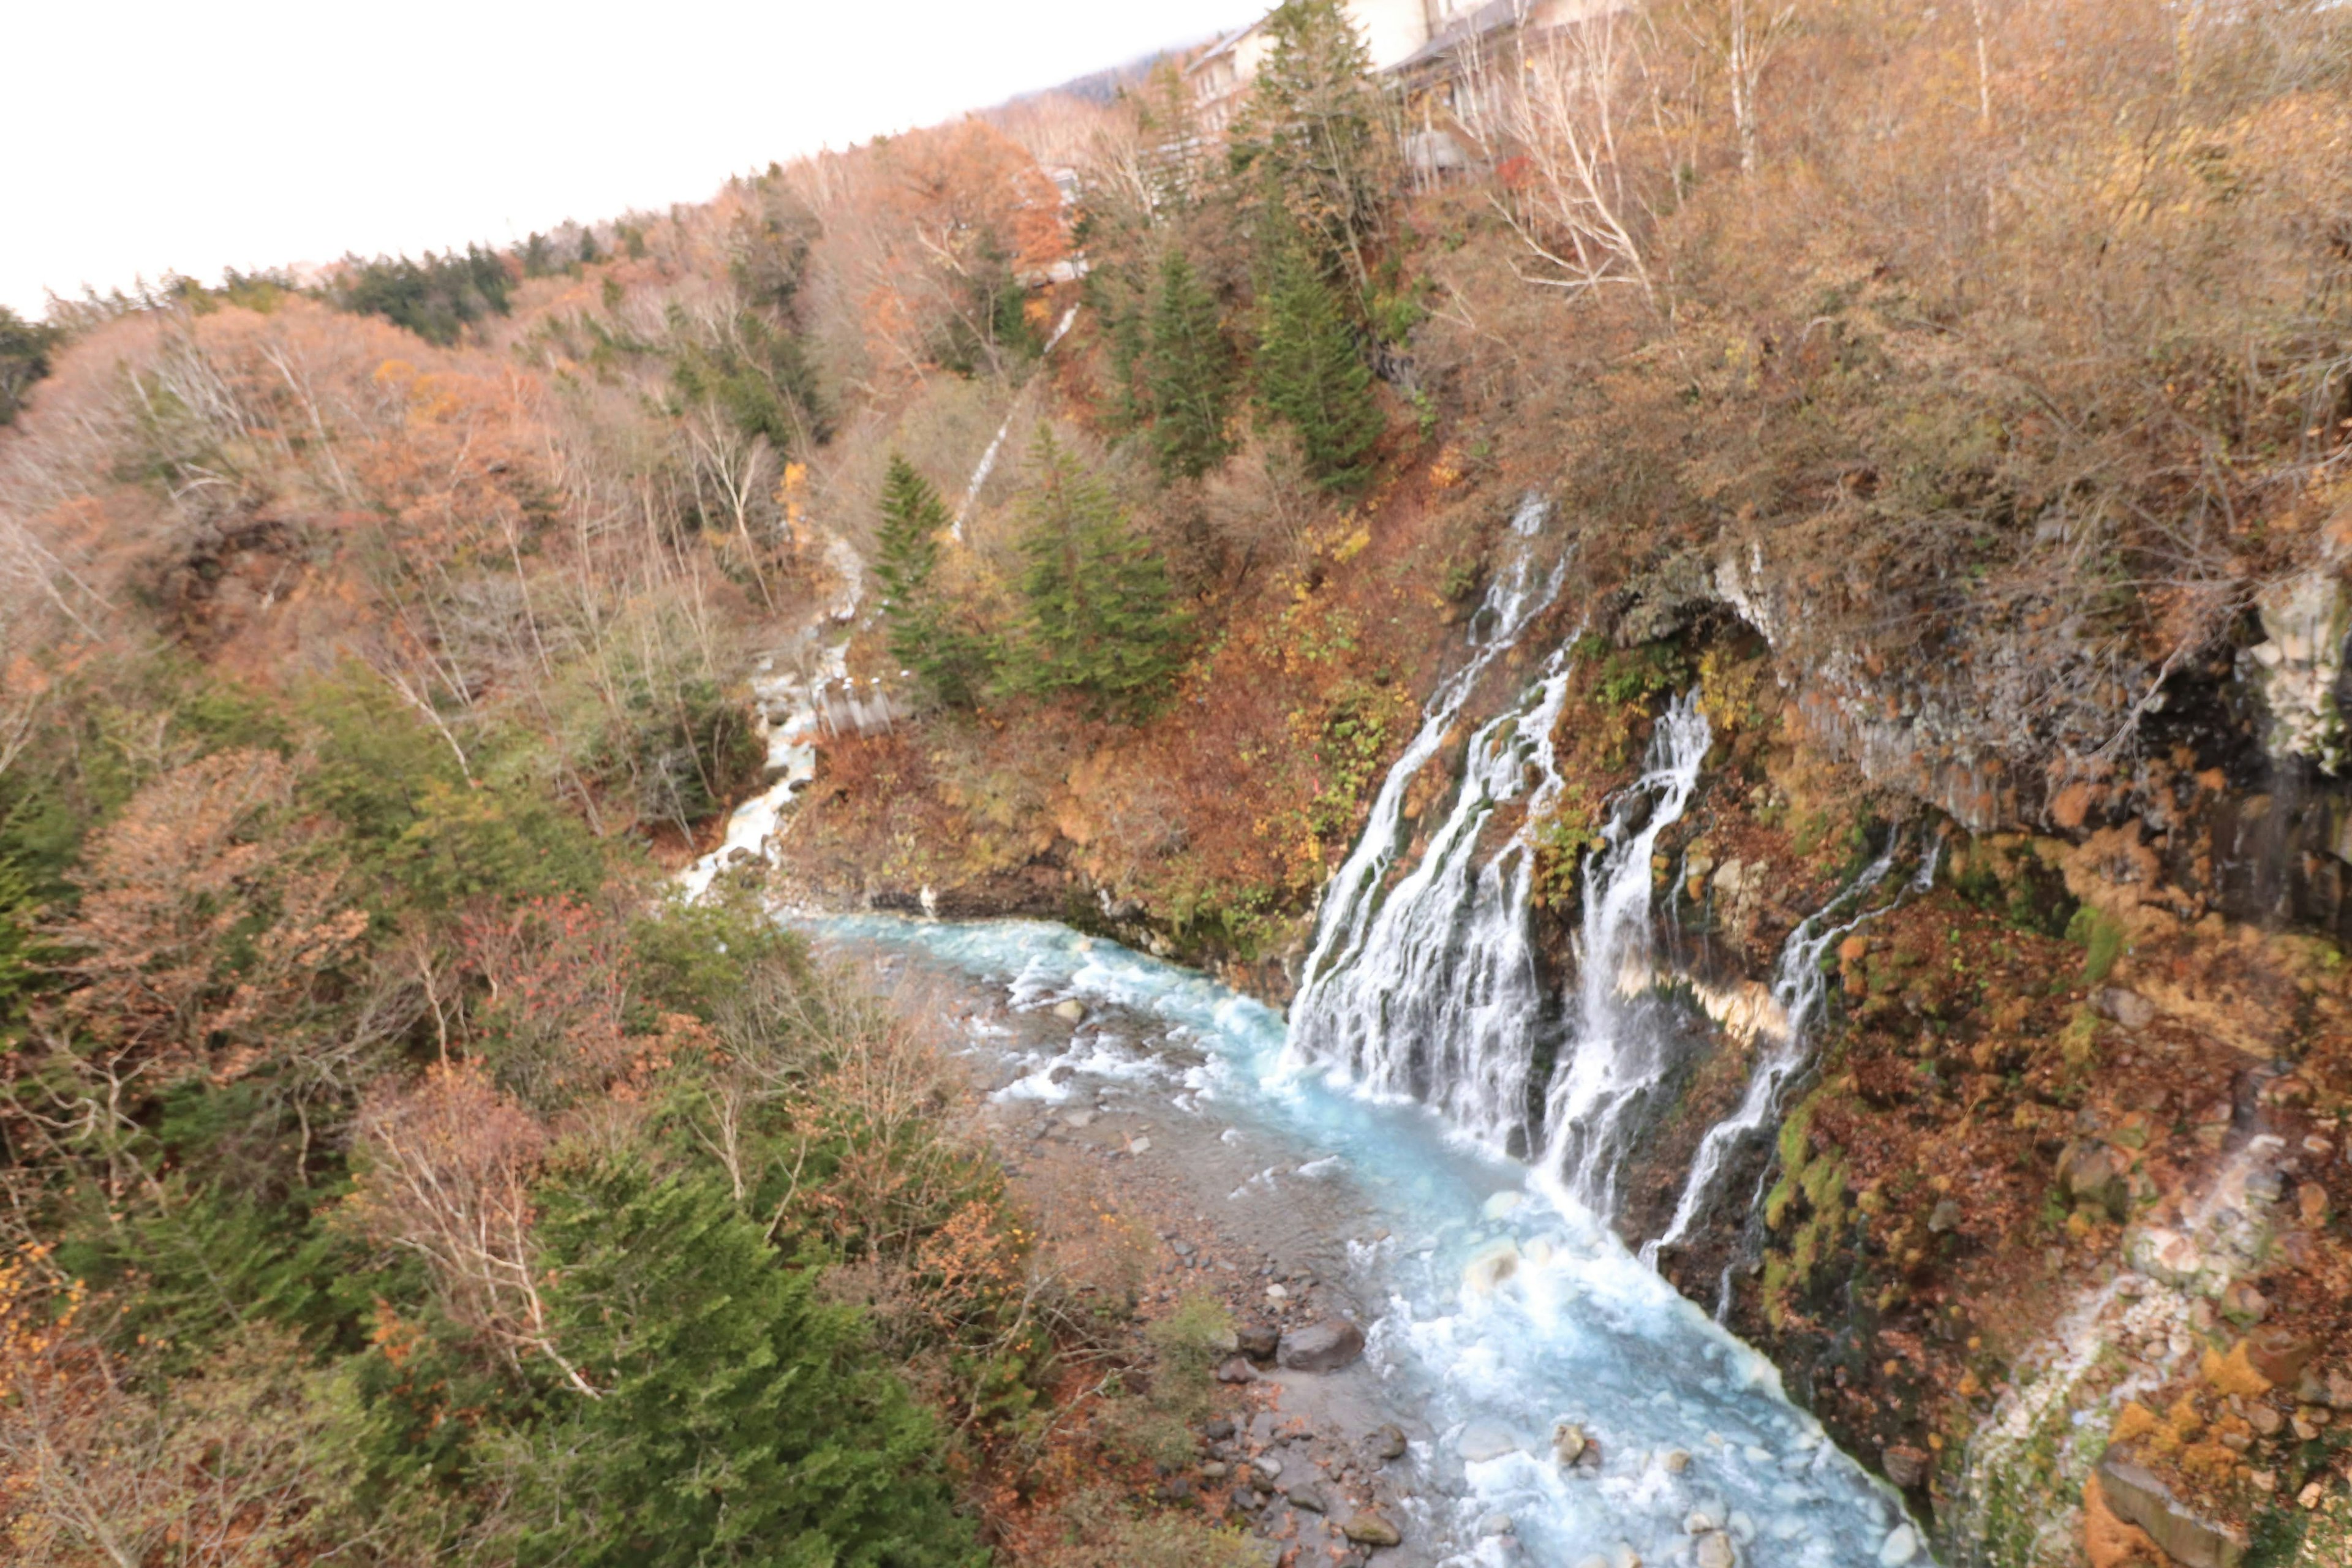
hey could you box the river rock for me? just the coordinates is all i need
[1237,1323,1281,1361]
[1205,1417,1236,1441]
[1458,1420,1526,1462]
[1476,1513,1513,1537]
[1664,1448,1691,1472]
[1342,1512,1402,1548]
[1061,1109,1095,1129]
[1286,1482,1327,1513]
[1552,1420,1588,1466]
[1694,1531,1737,1568]
[1217,1357,1258,1384]
[1278,1317,1366,1372]
[1370,1423,1408,1460]
[1052,999,1087,1022]
[2097,1457,2250,1567]
[1878,1525,1920,1565]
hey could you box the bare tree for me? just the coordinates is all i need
[1677,0,1798,175]
[347,1065,601,1398]
[1463,15,1660,305]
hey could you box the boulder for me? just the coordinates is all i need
[1278,1317,1366,1372]
[1285,1482,1327,1513]
[1694,1531,1737,1568]
[1052,998,1087,1022]
[2094,987,2158,1031]
[1370,1423,1408,1461]
[1552,1421,1589,1466]
[1342,1512,1403,1548]
[2057,1142,2130,1219]
[2245,1327,2316,1387]
[2096,1457,2249,1568]
[1237,1323,1281,1361]
[1880,1444,1930,1490]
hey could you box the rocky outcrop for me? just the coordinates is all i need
[2248,568,2352,774]
[2094,1458,2248,1568]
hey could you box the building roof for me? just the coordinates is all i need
[1185,20,1267,77]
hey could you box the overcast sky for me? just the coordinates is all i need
[3,0,1265,318]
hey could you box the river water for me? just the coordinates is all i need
[807,913,1926,1568]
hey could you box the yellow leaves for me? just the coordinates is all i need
[2201,1338,2274,1400]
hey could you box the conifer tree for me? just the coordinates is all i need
[1253,230,1385,492]
[507,1163,982,1568]
[1229,0,1395,295]
[1147,251,1236,481]
[1008,433,1188,716]
[873,456,993,710]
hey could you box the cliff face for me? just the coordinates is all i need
[771,518,2352,1565]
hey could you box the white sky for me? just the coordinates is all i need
[2,0,1265,319]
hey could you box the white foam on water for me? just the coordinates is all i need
[811,914,1923,1566]
[1534,694,1712,1216]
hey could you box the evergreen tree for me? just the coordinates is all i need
[0,304,58,426]
[1229,0,1395,295]
[1008,433,1188,716]
[873,457,995,710]
[1252,230,1385,492]
[508,1163,983,1568]
[873,456,946,607]
[1146,251,1235,481]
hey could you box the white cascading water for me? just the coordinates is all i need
[1533,694,1712,1216]
[1289,644,1579,1152]
[1293,492,1569,1012]
[1641,839,1910,1269]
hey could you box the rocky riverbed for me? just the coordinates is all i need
[815,916,1926,1568]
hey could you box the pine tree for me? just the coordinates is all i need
[873,455,946,608]
[1146,251,1235,481]
[508,1163,983,1568]
[1008,433,1188,717]
[1253,230,1385,492]
[1229,0,1395,295]
[873,456,994,710]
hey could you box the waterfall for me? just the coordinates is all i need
[1533,694,1713,1216]
[951,303,1081,541]
[1288,644,1578,1152]
[1640,837,1920,1268]
[1293,491,1567,1012]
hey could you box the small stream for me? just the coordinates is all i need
[807,914,1926,1568]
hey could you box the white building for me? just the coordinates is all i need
[1186,0,1626,136]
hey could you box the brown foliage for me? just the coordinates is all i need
[345,1061,597,1395]
[0,1253,331,1567]
[50,748,364,1081]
